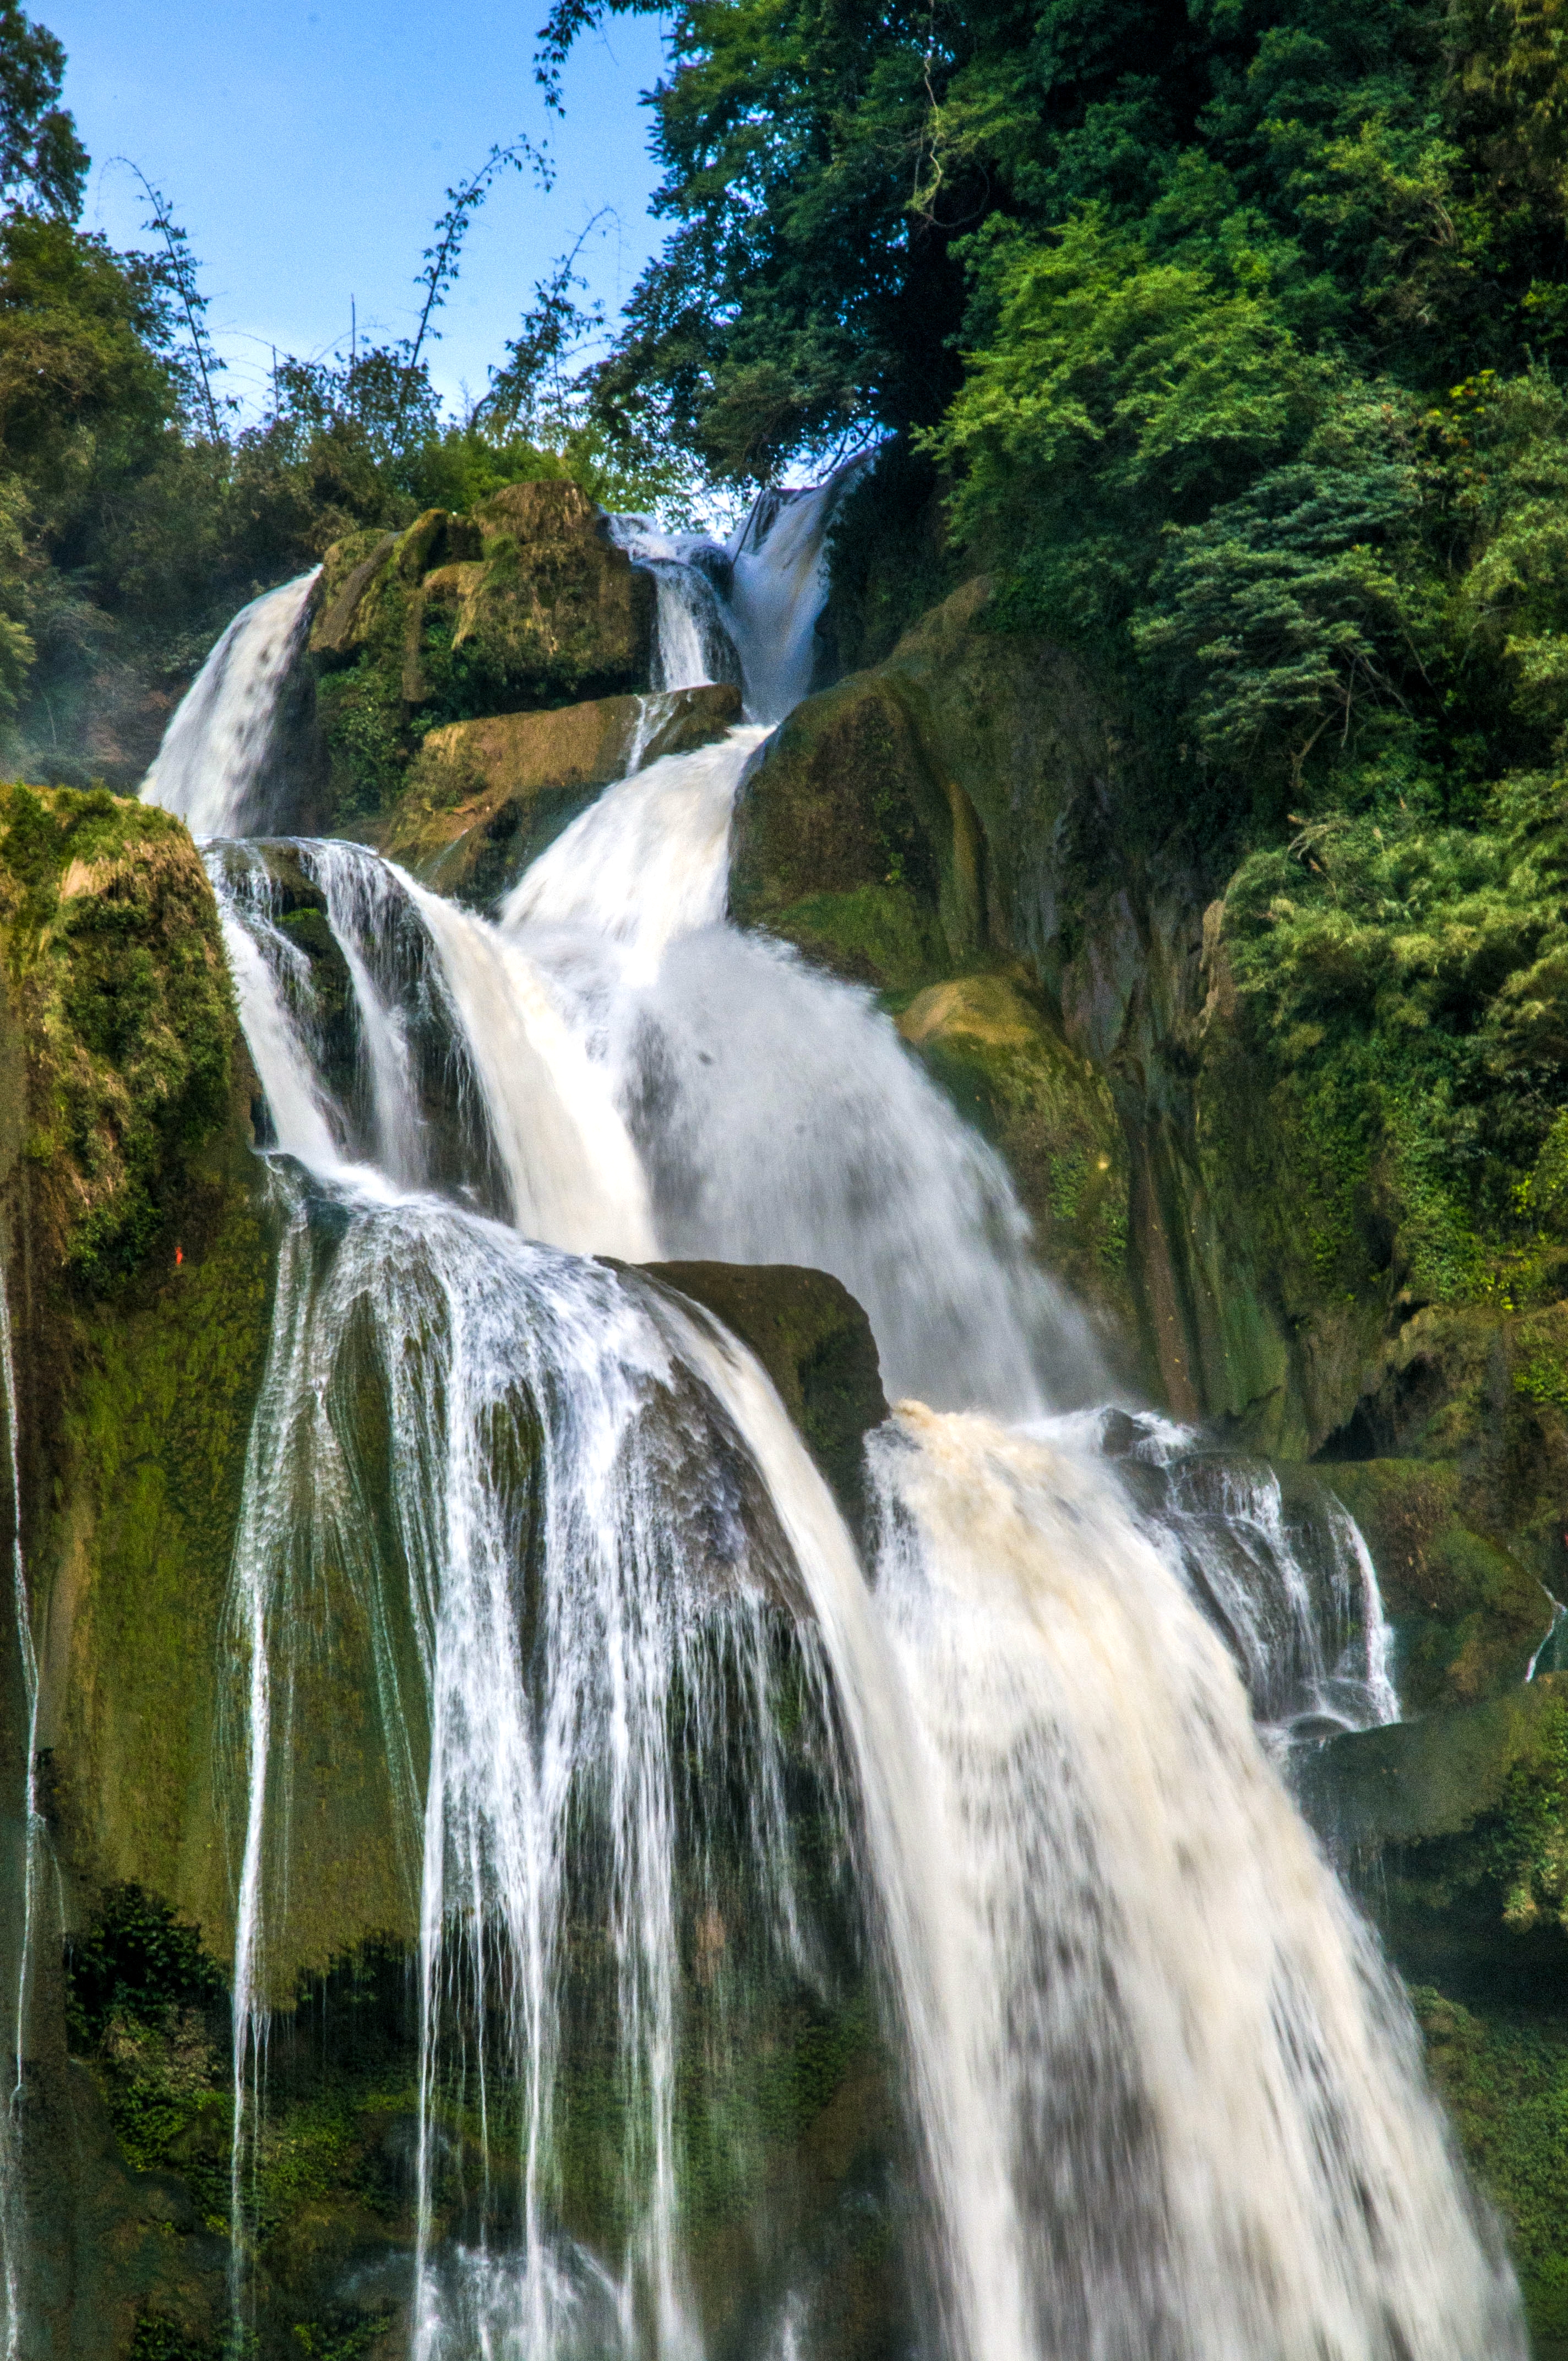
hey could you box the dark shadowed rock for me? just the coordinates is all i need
[638,1259,889,1537]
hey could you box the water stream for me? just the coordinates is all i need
[117,475,1539,2355]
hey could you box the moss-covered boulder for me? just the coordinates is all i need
[386,680,741,904]
[638,1259,889,1535]
[308,487,657,837]
[896,971,1132,1337]
[405,481,654,714]
[729,673,956,990]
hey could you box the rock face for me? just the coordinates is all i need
[896,972,1132,1346]
[1324,1460,1548,1711]
[0,785,273,2357]
[638,1259,889,1534]
[306,481,658,836]
[730,578,1282,1426]
[386,681,742,904]
[0,790,907,2356]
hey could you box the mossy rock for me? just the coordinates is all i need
[637,1259,889,1536]
[409,481,652,717]
[385,681,741,905]
[896,970,1133,1335]
[1411,1985,1568,2353]
[1324,1460,1547,1710]
[0,784,244,1292]
[1302,1678,1568,2010]
[309,489,657,834]
[1323,1303,1568,1597]
[728,672,957,991]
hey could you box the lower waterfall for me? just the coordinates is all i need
[113,480,1537,2358]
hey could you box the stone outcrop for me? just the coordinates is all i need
[638,1259,889,1534]
[896,973,1132,1346]
[386,681,741,904]
[307,482,660,837]
[0,784,273,2357]
[1324,1459,1549,1711]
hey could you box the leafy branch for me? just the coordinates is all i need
[398,135,554,415]
[107,158,224,438]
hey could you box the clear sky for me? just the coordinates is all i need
[46,0,671,420]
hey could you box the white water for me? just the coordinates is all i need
[141,571,319,839]
[869,1406,1520,2360]
[1120,1424,1399,1744]
[85,466,1534,2359]
[612,463,858,723]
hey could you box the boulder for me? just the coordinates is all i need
[411,479,653,710]
[1301,1675,1567,1854]
[897,972,1132,1339]
[638,1259,889,1535]
[386,681,742,904]
[308,487,659,834]
[1299,1678,1568,2030]
[728,673,953,989]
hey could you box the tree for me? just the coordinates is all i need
[0,2,85,218]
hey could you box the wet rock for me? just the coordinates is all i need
[1322,1459,1547,1710]
[1303,1675,1568,1853]
[897,971,1132,1344]
[386,681,742,905]
[729,673,952,989]
[638,1259,889,1536]
[1300,1678,1568,2023]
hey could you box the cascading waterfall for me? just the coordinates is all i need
[609,461,861,725]
[869,1407,1520,2360]
[118,460,1532,2359]
[142,570,320,839]
[1110,1413,1399,1744]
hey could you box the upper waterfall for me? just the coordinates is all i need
[612,458,862,724]
[141,570,319,840]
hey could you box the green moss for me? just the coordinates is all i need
[1,784,239,1292]
[767,883,948,993]
[1515,1324,1568,1412]
[1414,1988,1568,2347]
[898,972,1133,1332]
[314,664,408,828]
[1324,1460,1545,1709]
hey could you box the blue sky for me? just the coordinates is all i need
[48,0,671,420]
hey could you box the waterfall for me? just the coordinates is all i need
[215,1164,891,2359]
[141,571,320,840]
[612,460,860,724]
[867,1406,1520,2361]
[70,464,1531,2359]
[607,521,742,697]
[1113,1417,1399,1743]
